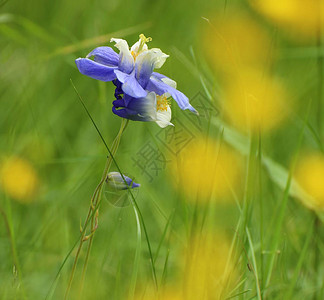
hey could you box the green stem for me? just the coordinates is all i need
[239,133,257,300]
[64,119,127,300]
[79,119,127,294]
[241,135,257,237]
[258,131,264,295]
[64,189,99,300]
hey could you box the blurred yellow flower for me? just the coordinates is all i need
[135,233,238,300]
[159,291,182,300]
[202,12,273,76]
[295,153,324,210]
[250,0,324,40]
[171,138,241,202]
[224,70,289,133]
[0,156,39,203]
[181,232,237,300]
[134,289,183,300]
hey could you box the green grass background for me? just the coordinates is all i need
[1,0,324,299]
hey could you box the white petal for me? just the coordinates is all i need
[136,48,169,71]
[110,38,134,73]
[139,92,157,121]
[161,77,177,89]
[156,105,173,128]
[149,48,169,69]
[110,38,128,50]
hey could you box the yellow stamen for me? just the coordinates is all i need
[130,34,152,60]
[131,50,137,60]
[138,33,152,53]
[156,95,170,112]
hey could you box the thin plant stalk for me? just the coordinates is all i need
[64,117,127,299]
[79,119,128,293]
[257,131,264,294]
[264,101,311,291]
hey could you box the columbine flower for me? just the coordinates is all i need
[75,34,197,126]
[106,172,140,190]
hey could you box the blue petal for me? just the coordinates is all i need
[147,76,198,114]
[112,106,150,121]
[86,47,119,67]
[114,69,129,83]
[119,53,134,74]
[115,70,147,98]
[135,52,156,88]
[122,77,148,98]
[112,107,129,118]
[75,58,117,82]
[151,72,168,80]
[124,176,133,186]
[135,60,153,88]
[131,182,140,188]
[123,93,134,106]
[113,99,125,108]
[113,80,123,99]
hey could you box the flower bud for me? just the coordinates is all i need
[106,172,140,190]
